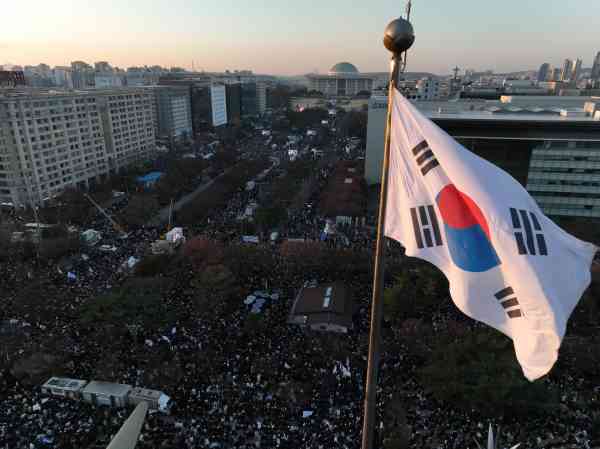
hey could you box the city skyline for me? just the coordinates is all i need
[3,0,600,75]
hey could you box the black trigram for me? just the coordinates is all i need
[411,140,439,176]
[410,205,443,249]
[510,208,548,256]
[494,287,523,319]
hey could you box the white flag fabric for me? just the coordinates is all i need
[384,89,597,381]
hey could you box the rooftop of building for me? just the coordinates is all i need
[42,377,88,391]
[0,86,157,99]
[369,94,600,123]
[82,381,132,397]
[288,282,353,329]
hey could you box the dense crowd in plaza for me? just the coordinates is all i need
[1,123,599,449]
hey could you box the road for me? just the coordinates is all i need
[149,172,225,227]
[150,157,279,227]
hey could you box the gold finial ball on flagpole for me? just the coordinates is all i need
[383,17,415,55]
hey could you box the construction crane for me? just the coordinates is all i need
[83,193,127,237]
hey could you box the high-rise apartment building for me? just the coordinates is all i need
[0,88,156,206]
[53,67,73,89]
[95,73,125,88]
[257,83,267,115]
[71,61,92,72]
[0,72,26,89]
[537,63,551,82]
[561,59,574,81]
[94,61,113,73]
[591,51,600,80]
[241,83,258,117]
[572,58,583,84]
[226,83,242,125]
[551,68,562,82]
[151,86,193,142]
[71,61,95,89]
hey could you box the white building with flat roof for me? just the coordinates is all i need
[0,88,156,206]
[210,84,227,127]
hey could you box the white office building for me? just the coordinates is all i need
[0,88,156,206]
[365,94,600,219]
[210,84,227,127]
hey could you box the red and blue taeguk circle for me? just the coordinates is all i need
[436,184,501,272]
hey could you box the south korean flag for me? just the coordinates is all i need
[384,88,597,381]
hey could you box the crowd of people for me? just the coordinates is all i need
[1,124,599,449]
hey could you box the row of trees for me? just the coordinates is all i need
[177,159,270,225]
[0,224,80,264]
[153,158,208,205]
[286,108,329,130]
[253,159,317,232]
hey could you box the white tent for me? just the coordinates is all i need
[166,227,185,245]
[81,229,101,246]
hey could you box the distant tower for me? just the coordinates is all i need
[453,66,460,80]
[551,67,562,82]
[592,51,600,80]
[572,58,583,84]
[561,58,574,81]
[537,63,551,82]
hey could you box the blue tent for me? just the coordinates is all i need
[137,172,164,188]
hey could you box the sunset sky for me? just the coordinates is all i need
[2,0,599,75]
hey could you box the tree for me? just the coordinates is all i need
[280,241,327,270]
[267,85,292,110]
[38,236,80,261]
[0,229,13,262]
[382,398,410,449]
[183,237,225,271]
[119,194,159,227]
[286,108,328,129]
[383,264,446,323]
[50,188,92,225]
[80,277,173,330]
[134,254,173,277]
[420,328,558,416]
[254,205,287,231]
[224,244,275,282]
[339,111,368,139]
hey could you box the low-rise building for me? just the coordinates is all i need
[288,282,353,333]
[81,381,132,408]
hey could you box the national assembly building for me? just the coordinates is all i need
[307,62,374,97]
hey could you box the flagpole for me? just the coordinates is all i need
[361,15,415,449]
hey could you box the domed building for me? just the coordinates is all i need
[328,62,360,75]
[307,62,374,97]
